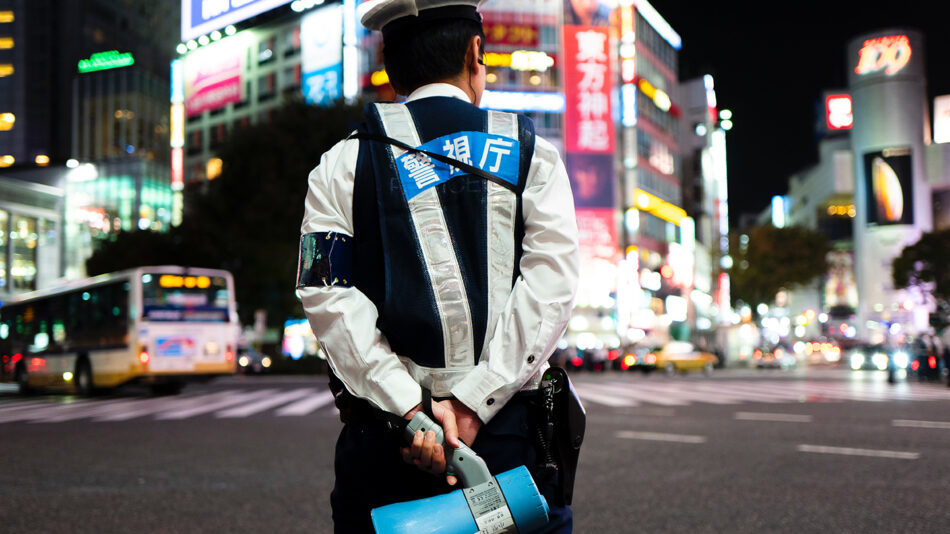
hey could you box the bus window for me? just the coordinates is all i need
[142,273,230,322]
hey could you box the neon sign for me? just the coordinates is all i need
[78,50,134,73]
[825,94,853,130]
[483,51,555,72]
[855,35,911,76]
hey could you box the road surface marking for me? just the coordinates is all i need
[573,384,640,407]
[216,388,317,418]
[616,430,707,444]
[0,398,130,424]
[598,382,687,406]
[156,389,278,420]
[735,412,813,423]
[275,390,335,416]
[797,444,919,460]
[95,392,233,421]
[892,419,950,430]
[33,397,181,423]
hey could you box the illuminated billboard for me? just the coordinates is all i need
[567,153,614,208]
[563,26,613,154]
[825,94,853,130]
[181,0,292,41]
[300,4,343,106]
[864,147,913,226]
[183,34,248,116]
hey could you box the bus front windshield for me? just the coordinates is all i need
[142,273,231,322]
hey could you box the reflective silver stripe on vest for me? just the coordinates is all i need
[375,103,475,371]
[482,111,518,362]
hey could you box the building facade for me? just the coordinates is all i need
[0,0,179,283]
[768,28,950,347]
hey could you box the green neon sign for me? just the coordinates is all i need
[78,50,135,73]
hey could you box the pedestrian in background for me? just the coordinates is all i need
[295,0,580,531]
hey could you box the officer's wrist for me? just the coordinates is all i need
[403,403,423,421]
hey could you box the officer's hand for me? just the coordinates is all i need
[441,399,481,447]
[401,401,459,485]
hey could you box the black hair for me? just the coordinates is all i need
[382,18,485,95]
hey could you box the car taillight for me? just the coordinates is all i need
[571,356,583,367]
[754,349,763,360]
[607,349,619,361]
[911,360,920,371]
[226,350,235,363]
[928,356,937,369]
[138,349,150,364]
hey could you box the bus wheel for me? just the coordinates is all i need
[15,364,32,395]
[75,359,95,397]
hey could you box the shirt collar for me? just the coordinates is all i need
[406,83,472,103]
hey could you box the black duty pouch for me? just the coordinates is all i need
[536,366,586,507]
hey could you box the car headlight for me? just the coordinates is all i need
[850,352,865,370]
[238,356,249,367]
[872,352,888,371]
[892,351,909,369]
[261,356,272,368]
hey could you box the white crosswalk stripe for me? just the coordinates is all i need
[574,378,950,409]
[0,387,342,424]
[3,376,950,423]
[216,388,317,418]
[275,390,335,416]
[156,389,279,420]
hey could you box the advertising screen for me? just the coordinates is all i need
[563,25,613,155]
[566,153,614,208]
[182,0,293,41]
[183,35,247,116]
[864,147,913,226]
[301,4,343,106]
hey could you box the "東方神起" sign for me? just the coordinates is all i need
[78,50,135,73]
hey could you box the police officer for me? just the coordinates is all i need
[295,0,579,531]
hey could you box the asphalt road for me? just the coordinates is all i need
[1,368,949,533]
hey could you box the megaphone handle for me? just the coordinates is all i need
[405,412,493,487]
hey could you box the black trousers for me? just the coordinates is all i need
[330,394,573,533]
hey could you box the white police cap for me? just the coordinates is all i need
[359,0,485,35]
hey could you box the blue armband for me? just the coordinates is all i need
[296,232,354,288]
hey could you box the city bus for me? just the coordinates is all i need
[0,266,239,395]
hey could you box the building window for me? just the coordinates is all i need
[187,129,203,156]
[283,27,301,57]
[282,65,301,92]
[0,210,6,290]
[258,36,276,65]
[210,123,227,149]
[11,215,37,291]
[258,73,276,101]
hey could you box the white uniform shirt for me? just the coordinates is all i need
[298,83,579,422]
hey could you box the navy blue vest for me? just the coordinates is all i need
[352,97,536,369]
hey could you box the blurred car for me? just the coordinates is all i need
[616,345,657,372]
[237,347,273,374]
[847,344,897,371]
[649,341,718,375]
[802,340,842,366]
[754,345,796,370]
[907,335,943,381]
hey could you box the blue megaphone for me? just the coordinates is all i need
[372,412,550,534]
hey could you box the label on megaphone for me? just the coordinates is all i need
[464,478,516,533]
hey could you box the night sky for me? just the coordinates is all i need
[648,1,950,223]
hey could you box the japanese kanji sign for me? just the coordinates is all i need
[563,26,614,154]
[395,131,520,201]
